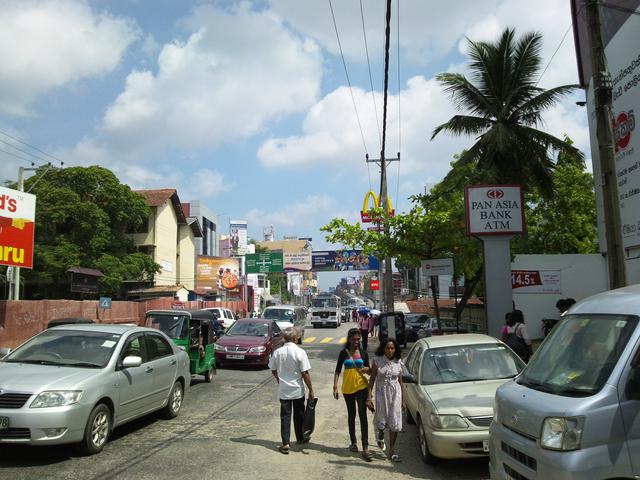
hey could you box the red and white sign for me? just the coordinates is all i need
[464,185,524,236]
[370,279,380,291]
[511,269,561,294]
[0,186,36,269]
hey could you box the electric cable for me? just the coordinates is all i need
[360,0,382,149]
[0,128,66,167]
[0,147,39,165]
[0,138,51,166]
[536,22,574,86]
[395,0,402,212]
[328,0,369,157]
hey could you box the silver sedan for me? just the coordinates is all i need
[0,324,190,454]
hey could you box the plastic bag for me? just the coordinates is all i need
[302,397,318,440]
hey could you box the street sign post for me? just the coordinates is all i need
[245,252,284,273]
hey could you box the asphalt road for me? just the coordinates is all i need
[0,322,489,480]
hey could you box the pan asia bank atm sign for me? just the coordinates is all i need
[464,185,524,235]
[0,186,36,268]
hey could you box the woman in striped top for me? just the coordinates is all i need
[333,328,373,461]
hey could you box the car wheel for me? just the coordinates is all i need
[418,417,439,465]
[204,366,214,383]
[161,381,184,419]
[80,403,111,455]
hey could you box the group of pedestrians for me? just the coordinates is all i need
[269,326,404,462]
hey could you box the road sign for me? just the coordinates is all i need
[245,252,284,273]
[99,297,112,309]
[370,279,380,290]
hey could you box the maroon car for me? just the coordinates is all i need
[214,318,284,367]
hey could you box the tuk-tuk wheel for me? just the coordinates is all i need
[204,366,214,383]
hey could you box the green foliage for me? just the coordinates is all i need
[431,28,581,197]
[22,166,159,299]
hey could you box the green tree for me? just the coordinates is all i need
[515,137,599,254]
[431,28,581,196]
[21,166,159,298]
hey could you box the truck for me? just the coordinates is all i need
[309,292,341,328]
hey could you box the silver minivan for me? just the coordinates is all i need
[490,285,640,479]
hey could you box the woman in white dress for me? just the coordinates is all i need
[367,338,404,461]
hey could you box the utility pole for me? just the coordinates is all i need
[586,0,626,288]
[365,0,398,312]
[8,167,25,300]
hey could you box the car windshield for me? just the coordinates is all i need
[312,298,338,308]
[263,309,294,321]
[226,322,269,337]
[421,344,524,385]
[406,315,428,325]
[518,314,638,397]
[147,314,189,339]
[3,329,122,368]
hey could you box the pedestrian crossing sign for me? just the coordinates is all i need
[99,297,112,309]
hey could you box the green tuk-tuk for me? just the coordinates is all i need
[145,309,217,382]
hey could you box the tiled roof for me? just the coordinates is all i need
[134,189,186,224]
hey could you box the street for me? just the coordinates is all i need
[0,321,488,480]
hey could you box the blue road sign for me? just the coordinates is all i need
[99,297,112,309]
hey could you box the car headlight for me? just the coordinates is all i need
[214,344,226,352]
[541,417,585,451]
[30,391,82,408]
[249,346,267,353]
[429,413,469,429]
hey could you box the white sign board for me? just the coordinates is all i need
[511,269,561,294]
[421,258,454,276]
[465,185,524,235]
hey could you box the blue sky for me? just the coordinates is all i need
[0,0,589,261]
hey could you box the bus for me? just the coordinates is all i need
[310,292,342,328]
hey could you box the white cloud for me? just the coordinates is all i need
[245,194,337,232]
[96,3,323,155]
[0,0,139,116]
[188,169,233,199]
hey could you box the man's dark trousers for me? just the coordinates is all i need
[280,397,305,445]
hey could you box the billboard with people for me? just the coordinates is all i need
[312,250,379,271]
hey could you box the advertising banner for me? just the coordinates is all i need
[287,272,302,296]
[284,251,312,272]
[511,269,561,294]
[195,256,240,294]
[229,220,248,255]
[421,258,454,276]
[312,250,379,271]
[0,186,36,269]
[464,185,524,235]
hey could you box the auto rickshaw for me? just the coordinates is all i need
[145,309,217,382]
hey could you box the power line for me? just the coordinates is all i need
[537,22,574,85]
[0,138,51,166]
[328,0,369,156]
[0,128,66,167]
[359,0,382,149]
[395,0,402,212]
[0,147,40,166]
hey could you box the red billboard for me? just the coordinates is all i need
[0,187,36,269]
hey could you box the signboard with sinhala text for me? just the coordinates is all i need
[245,252,284,273]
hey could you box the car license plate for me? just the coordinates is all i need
[0,417,9,430]
[227,354,245,360]
[482,439,490,453]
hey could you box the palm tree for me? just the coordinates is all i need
[431,28,582,197]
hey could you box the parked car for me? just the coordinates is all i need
[0,324,190,454]
[261,305,306,343]
[46,317,95,329]
[403,334,525,464]
[201,307,237,330]
[418,317,468,338]
[490,284,640,480]
[405,313,430,342]
[214,319,284,368]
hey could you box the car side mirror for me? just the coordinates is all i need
[122,356,143,368]
[626,368,640,400]
[402,373,416,384]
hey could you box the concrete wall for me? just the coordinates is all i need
[0,299,246,349]
[511,254,608,339]
[178,224,196,290]
[155,201,179,285]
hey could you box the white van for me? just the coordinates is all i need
[201,307,236,329]
[489,284,640,480]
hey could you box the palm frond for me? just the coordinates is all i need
[510,32,543,90]
[431,115,494,140]
[518,126,584,159]
[512,84,579,123]
[436,73,495,117]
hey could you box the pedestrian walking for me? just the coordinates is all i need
[333,328,374,462]
[368,338,404,462]
[357,313,373,351]
[500,312,511,342]
[504,310,533,362]
[269,327,314,454]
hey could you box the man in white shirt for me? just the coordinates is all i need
[268,327,314,454]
